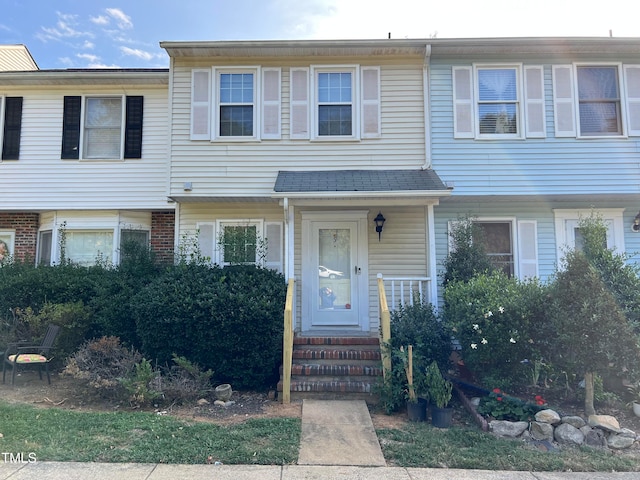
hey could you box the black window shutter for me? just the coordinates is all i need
[2,97,23,160]
[124,96,143,159]
[61,96,81,159]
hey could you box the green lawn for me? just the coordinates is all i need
[0,401,300,465]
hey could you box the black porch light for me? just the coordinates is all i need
[633,212,640,232]
[374,211,386,241]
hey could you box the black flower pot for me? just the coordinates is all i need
[407,398,427,422]
[431,406,453,428]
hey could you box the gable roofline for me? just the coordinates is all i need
[0,68,169,86]
[160,37,640,59]
[0,44,38,71]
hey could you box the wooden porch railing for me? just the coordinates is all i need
[281,278,295,404]
[382,276,431,311]
[377,274,391,380]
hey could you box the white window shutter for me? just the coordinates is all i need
[517,220,538,279]
[262,68,281,139]
[552,65,576,137]
[191,69,211,140]
[452,67,474,138]
[264,222,283,272]
[361,66,381,138]
[624,65,640,136]
[524,66,546,138]
[197,223,215,264]
[290,68,309,139]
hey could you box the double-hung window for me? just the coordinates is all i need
[576,66,622,136]
[474,221,515,277]
[453,64,545,139]
[476,67,519,136]
[317,71,354,137]
[218,72,255,137]
[61,95,144,160]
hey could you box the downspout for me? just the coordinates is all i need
[422,44,432,170]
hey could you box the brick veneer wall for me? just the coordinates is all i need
[151,211,175,264]
[0,212,39,261]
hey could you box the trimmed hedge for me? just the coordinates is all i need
[133,264,286,390]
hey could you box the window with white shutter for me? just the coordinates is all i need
[552,65,576,137]
[262,68,281,139]
[197,223,215,264]
[452,67,474,138]
[361,67,381,138]
[524,66,546,138]
[191,70,211,140]
[265,222,283,272]
[517,220,538,279]
[290,68,309,139]
[624,65,640,136]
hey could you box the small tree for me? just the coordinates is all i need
[441,216,494,288]
[550,250,640,415]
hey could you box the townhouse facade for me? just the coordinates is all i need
[2,37,640,340]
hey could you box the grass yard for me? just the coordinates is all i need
[0,400,300,465]
[376,422,640,472]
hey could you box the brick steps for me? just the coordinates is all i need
[278,336,383,403]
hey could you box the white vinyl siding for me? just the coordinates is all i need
[0,90,169,211]
[261,68,281,139]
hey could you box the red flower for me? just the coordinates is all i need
[496,396,503,402]
[493,388,501,394]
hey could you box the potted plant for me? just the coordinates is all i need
[626,382,640,418]
[424,361,453,428]
[401,345,427,421]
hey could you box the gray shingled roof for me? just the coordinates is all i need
[274,169,447,193]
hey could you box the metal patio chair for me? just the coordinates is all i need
[2,324,60,385]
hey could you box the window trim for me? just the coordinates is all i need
[573,63,626,139]
[553,208,625,262]
[215,219,264,266]
[0,230,16,261]
[212,67,260,141]
[310,65,360,141]
[473,63,524,140]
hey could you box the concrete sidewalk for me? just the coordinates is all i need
[2,463,639,479]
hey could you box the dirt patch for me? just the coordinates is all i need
[0,371,302,424]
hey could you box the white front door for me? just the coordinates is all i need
[301,211,369,333]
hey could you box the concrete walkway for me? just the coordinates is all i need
[298,399,386,466]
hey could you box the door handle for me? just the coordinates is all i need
[355,266,361,275]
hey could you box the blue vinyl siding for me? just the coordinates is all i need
[430,61,640,197]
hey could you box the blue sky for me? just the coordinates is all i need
[1,0,638,69]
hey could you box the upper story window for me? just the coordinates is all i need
[61,95,144,160]
[453,64,545,139]
[1,96,23,160]
[576,66,622,136]
[317,71,353,137]
[553,64,640,138]
[218,72,255,137]
[477,67,519,136]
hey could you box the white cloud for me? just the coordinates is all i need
[77,53,100,63]
[106,8,133,30]
[90,15,110,26]
[83,40,95,49]
[120,46,157,61]
[37,12,93,43]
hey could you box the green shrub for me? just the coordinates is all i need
[477,388,545,421]
[154,355,214,404]
[133,264,286,390]
[443,272,549,389]
[121,358,162,407]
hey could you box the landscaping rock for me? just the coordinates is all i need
[588,414,621,433]
[530,421,554,441]
[618,428,637,439]
[607,433,635,450]
[562,415,586,429]
[535,409,561,425]
[197,398,209,406]
[554,423,584,445]
[490,420,529,437]
[583,428,606,448]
